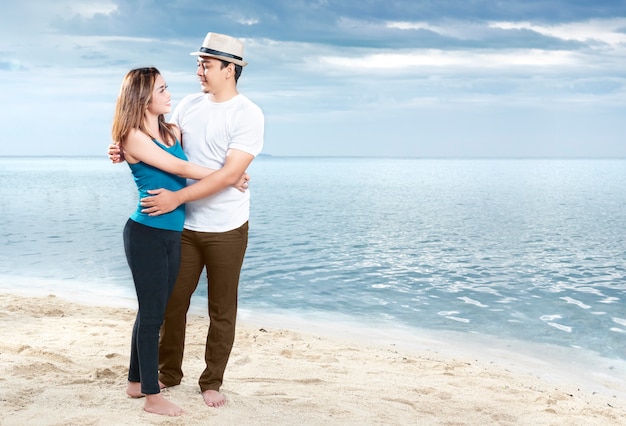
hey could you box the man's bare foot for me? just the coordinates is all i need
[144,393,184,416]
[202,389,226,408]
[126,381,168,398]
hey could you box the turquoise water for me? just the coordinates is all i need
[1,156,625,364]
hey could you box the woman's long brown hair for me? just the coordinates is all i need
[111,67,177,146]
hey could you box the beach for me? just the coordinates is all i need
[0,292,624,425]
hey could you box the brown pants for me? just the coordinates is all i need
[158,222,248,392]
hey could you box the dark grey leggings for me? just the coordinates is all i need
[123,219,181,395]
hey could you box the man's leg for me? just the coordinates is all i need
[158,229,204,387]
[197,222,248,396]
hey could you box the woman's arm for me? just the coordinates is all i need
[123,128,215,180]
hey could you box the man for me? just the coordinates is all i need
[110,32,264,408]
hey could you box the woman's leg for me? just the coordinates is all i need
[123,220,181,395]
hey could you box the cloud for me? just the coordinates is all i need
[490,18,626,46]
[0,0,625,157]
[321,49,579,70]
[61,1,119,18]
[0,59,27,71]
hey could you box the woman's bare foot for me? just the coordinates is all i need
[126,382,143,398]
[202,389,226,407]
[144,393,184,416]
[126,381,168,398]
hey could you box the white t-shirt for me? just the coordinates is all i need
[171,93,264,232]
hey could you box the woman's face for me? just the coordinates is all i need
[147,74,171,116]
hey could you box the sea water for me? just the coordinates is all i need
[1,156,625,376]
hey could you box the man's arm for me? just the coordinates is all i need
[140,149,254,216]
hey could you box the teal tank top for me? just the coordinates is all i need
[128,139,188,231]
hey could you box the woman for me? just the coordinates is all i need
[111,67,245,416]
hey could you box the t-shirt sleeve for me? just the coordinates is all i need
[229,103,264,157]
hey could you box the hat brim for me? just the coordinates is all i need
[190,51,248,67]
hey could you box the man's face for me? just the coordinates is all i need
[196,56,232,94]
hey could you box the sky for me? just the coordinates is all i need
[1,0,625,158]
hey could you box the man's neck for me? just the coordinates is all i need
[207,86,239,103]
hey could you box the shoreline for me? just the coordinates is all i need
[236,307,626,398]
[5,277,626,398]
[2,278,626,399]
[1,290,625,425]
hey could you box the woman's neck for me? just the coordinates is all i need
[143,115,161,141]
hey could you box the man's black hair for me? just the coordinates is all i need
[220,60,242,83]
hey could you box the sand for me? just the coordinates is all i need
[0,292,624,425]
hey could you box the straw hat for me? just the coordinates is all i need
[189,32,248,67]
